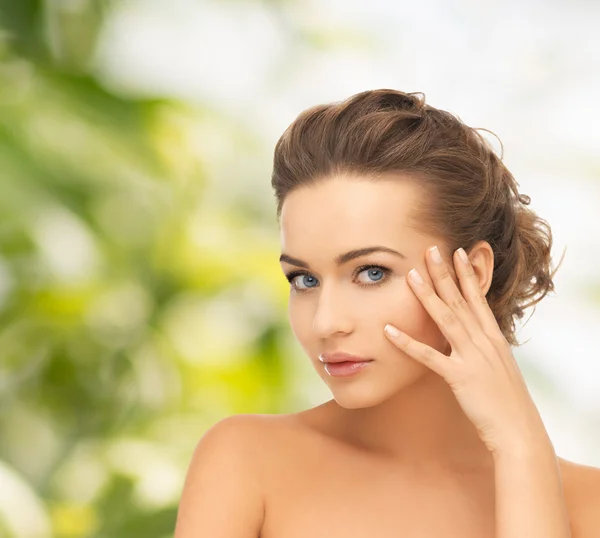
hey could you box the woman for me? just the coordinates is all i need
[174,90,600,537]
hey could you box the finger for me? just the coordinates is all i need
[384,324,452,378]
[426,245,483,343]
[453,248,507,346]
[407,267,472,354]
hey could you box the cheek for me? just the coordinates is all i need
[380,278,447,351]
[288,300,311,347]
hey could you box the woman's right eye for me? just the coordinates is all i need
[285,272,317,292]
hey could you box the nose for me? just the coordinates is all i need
[312,284,353,338]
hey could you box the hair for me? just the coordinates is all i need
[271,89,565,347]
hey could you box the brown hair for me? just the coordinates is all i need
[271,89,565,347]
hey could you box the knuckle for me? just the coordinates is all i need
[462,267,477,279]
[450,296,469,312]
[422,345,437,362]
[436,268,452,282]
[441,310,458,326]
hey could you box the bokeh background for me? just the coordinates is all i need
[1,1,599,537]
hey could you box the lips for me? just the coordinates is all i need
[319,352,374,364]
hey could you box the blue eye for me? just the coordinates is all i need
[358,267,385,283]
[291,274,318,290]
[284,264,392,293]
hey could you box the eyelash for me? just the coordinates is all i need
[284,264,392,294]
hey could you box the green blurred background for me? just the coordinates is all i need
[0,1,302,536]
[1,1,599,537]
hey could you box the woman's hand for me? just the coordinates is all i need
[383,245,552,458]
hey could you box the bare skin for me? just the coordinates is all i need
[254,406,598,538]
[259,401,496,538]
[174,174,600,537]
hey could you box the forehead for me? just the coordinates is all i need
[280,176,425,251]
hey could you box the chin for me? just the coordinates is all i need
[317,362,429,410]
[331,391,384,410]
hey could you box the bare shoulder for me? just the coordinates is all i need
[174,413,281,538]
[558,456,600,538]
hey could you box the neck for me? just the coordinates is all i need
[325,372,494,472]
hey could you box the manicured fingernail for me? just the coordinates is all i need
[457,248,469,264]
[384,324,401,338]
[409,269,424,285]
[385,324,408,344]
[429,246,442,264]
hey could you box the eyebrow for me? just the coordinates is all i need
[279,246,406,269]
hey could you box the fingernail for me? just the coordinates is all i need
[429,246,442,264]
[457,248,469,264]
[409,269,424,285]
[385,324,401,338]
[385,324,408,344]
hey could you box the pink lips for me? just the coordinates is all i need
[319,352,374,378]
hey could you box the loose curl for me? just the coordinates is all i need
[271,89,565,347]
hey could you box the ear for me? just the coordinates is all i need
[466,240,495,296]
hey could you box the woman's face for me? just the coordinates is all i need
[279,176,453,409]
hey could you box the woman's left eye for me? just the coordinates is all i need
[356,266,387,284]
